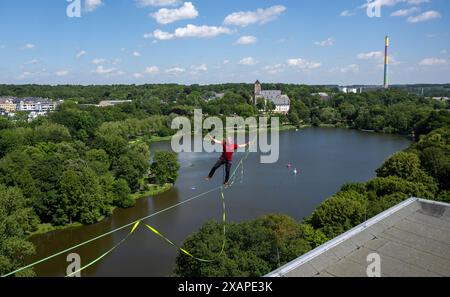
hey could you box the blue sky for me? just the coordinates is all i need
[0,0,449,85]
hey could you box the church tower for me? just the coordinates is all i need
[254,80,262,104]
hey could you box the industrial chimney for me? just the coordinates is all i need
[384,35,389,89]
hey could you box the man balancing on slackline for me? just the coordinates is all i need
[205,135,251,186]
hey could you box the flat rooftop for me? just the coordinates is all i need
[267,198,450,277]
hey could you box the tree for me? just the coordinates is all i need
[319,107,337,124]
[309,190,368,238]
[58,161,106,224]
[113,179,134,208]
[0,146,44,202]
[420,147,450,190]
[113,143,150,190]
[339,102,356,122]
[175,215,312,277]
[287,112,300,126]
[255,98,265,111]
[150,151,180,186]
[0,127,33,158]
[366,176,434,199]
[266,101,276,114]
[85,149,110,175]
[0,185,39,276]
[298,224,328,248]
[367,192,408,218]
[376,151,438,193]
[32,123,71,144]
[94,128,128,159]
[415,110,450,137]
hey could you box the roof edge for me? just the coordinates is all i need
[265,197,446,277]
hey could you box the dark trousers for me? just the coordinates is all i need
[208,158,232,183]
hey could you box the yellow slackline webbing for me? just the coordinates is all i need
[2,186,222,277]
[3,139,254,277]
[65,222,141,277]
[65,145,252,273]
[139,141,253,264]
[142,187,227,263]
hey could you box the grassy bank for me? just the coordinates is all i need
[130,183,173,200]
[30,222,84,237]
[148,135,173,143]
[30,183,173,238]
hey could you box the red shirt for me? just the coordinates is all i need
[221,141,238,161]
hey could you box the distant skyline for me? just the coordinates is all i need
[0,0,449,85]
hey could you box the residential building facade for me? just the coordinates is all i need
[0,97,17,112]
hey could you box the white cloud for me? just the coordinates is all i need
[145,66,160,74]
[91,58,106,65]
[136,0,179,7]
[132,51,141,57]
[112,58,121,65]
[152,30,175,40]
[25,59,40,65]
[152,24,232,40]
[287,58,321,70]
[236,36,257,45]
[361,0,429,9]
[55,70,69,77]
[357,51,384,60]
[165,67,186,74]
[264,64,284,74]
[340,64,360,73]
[143,32,153,39]
[391,7,419,17]
[223,59,230,65]
[376,56,401,68]
[406,0,430,4]
[17,71,33,80]
[407,10,441,23]
[151,2,198,25]
[133,73,144,78]
[340,10,355,17]
[419,58,448,66]
[224,5,286,27]
[76,50,87,58]
[314,37,335,47]
[85,0,103,12]
[357,51,400,68]
[22,44,35,50]
[94,65,116,74]
[239,57,258,66]
[175,24,231,38]
[17,69,48,80]
[191,64,208,72]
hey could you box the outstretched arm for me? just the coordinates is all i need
[238,139,256,148]
[209,135,222,144]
